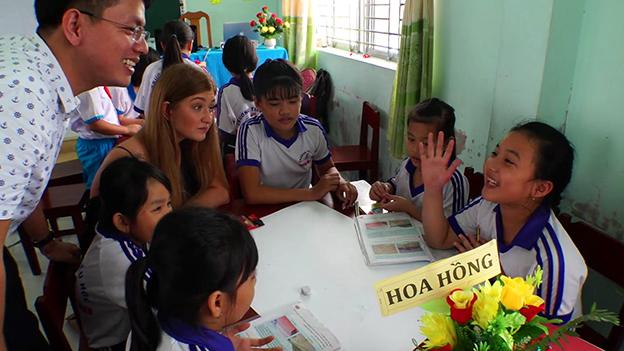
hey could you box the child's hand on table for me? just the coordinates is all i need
[369,181,391,201]
[336,180,357,209]
[380,194,412,213]
[312,173,340,199]
[225,322,282,351]
[453,233,485,253]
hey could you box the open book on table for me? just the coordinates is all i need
[354,206,435,266]
[236,303,340,351]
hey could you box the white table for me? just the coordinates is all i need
[251,200,431,350]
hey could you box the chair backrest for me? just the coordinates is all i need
[559,213,624,351]
[35,262,80,351]
[180,11,212,48]
[360,101,380,166]
[301,68,317,93]
[463,167,484,201]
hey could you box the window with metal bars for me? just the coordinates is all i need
[316,0,405,62]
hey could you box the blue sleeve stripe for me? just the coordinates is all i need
[314,153,331,165]
[133,105,144,113]
[115,108,125,115]
[535,249,544,297]
[546,223,566,317]
[539,233,556,316]
[84,114,104,125]
[448,216,465,235]
[236,159,261,168]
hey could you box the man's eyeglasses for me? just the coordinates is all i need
[78,9,150,42]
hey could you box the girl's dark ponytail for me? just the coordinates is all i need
[162,34,183,71]
[222,35,258,101]
[126,257,161,351]
[239,72,254,101]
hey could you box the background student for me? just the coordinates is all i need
[217,35,259,154]
[134,20,196,117]
[370,98,469,219]
[236,59,357,207]
[420,122,586,323]
[77,157,172,350]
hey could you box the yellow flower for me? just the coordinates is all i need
[260,26,269,33]
[500,276,535,311]
[420,313,456,349]
[268,26,276,33]
[284,21,290,29]
[472,280,502,328]
[448,290,474,308]
[525,294,545,307]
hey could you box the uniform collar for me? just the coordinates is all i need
[494,204,551,252]
[34,34,80,113]
[262,114,307,148]
[404,160,424,197]
[160,318,234,351]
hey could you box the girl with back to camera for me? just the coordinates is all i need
[218,35,260,154]
[125,207,279,351]
[420,121,586,323]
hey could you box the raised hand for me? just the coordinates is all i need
[419,131,462,191]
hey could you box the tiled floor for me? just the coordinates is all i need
[6,219,80,350]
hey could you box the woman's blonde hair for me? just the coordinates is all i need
[140,63,226,207]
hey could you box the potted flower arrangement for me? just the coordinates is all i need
[416,267,619,351]
[249,5,290,49]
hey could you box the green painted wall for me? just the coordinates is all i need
[560,0,624,238]
[185,0,281,47]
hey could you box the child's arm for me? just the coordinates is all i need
[421,132,462,249]
[381,194,422,220]
[88,119,141,136]
[315,159,358,208]
[118,115,144,126]
[238,165,335,204]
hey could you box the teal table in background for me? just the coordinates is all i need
[190,45,289,87]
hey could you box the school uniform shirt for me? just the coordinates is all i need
[0,34,80,233]
[236,114,331,189]
[448,198,587,322]
[217,77,259,136]
[70,87,121,140]
[152,319,234,351]
[76,225,147,348]
[133,56,195,116]
[389,159,469,216]
[108,85,140,119]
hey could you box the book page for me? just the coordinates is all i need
[237,303,340,351]
[355,212,434,265]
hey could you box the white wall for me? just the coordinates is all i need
[0,0,37,35]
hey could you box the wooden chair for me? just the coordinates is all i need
[559,213,624,351]
[34,261,81,351]
[180,11,213,48]
[301,68,317,93]
[48,159,84,187]
[463,167,484,201]
[330,101,380,182]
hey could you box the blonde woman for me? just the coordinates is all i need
[91,63,229,208]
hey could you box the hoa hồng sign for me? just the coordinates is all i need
[374,239,501,316]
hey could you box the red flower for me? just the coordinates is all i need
[431,345,452,351]
[276,18,283,25]
[519,303,545,322]
[256,12,263,18]
[271,13,277,18]
[262,5,269,12]
[249,20,257,27]
[259,17,266,24]
[446,289,477,325]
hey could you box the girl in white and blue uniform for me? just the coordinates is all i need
[370,98,469,219]
[420,121,586,323]
[125,208,276,351]
[76,157,172,350]
[217,35,260,154]
[134,20,196,117]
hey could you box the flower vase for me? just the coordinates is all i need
[263,37,277,48]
